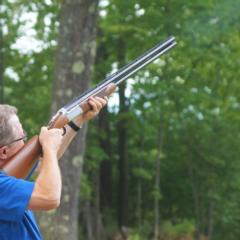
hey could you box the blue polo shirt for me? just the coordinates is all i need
[0,171,42,239]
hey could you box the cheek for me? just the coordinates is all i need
[17,141,25,150]
[12,141,25,155]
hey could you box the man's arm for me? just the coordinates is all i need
[28,96,107,210]
[57,96,108,159]
[28,127,63,210]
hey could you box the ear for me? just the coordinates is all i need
[0,146,8,160]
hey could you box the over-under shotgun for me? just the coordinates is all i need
[2,36,176,178]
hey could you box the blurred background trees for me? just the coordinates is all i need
[1,0,240,239]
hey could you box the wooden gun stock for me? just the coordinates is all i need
[2,136,41,179]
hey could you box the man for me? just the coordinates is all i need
[0,96,107,239]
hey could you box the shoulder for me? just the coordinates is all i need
[0,170,11,183]
[0,170,16,183]
[0,170,35,222]
[0,170,34,193]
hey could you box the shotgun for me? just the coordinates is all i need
[2,36,176,178]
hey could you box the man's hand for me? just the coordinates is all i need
[39,127,63,154]
[56,96,108,159]
[74,96,108,126]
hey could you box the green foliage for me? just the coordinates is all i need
[86,144,109,169]
[94,0,240,239]
[2,0,59,135]
[129,232,141,240]
[2,0,240,239]
[162,219,195,237]
[79,173,93,201]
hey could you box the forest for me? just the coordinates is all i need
[1,0,240,239]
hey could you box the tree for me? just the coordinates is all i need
[37,0,100,239]
[0,0,4,103]
[3,0,240,239]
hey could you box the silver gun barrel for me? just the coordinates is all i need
[63,36,176,112]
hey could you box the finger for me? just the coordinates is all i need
[92,97,106,109]
[95,96,107,106]
[90,97,102,111]
[51,128,63,136]
[87,97,94,109]
[88,97,99,110]
[92,98,103,110]
[88,99,98,112]
[40,126,47,133]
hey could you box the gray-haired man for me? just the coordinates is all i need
[0,96,107,240]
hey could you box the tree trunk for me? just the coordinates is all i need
[0,1,4,103]
[81,171,105,240]
[188,163,201,240]
[137,135,145,231]
[94,168,102,240]
[206,198,215,240]
[118,80,129,228]
[153,119,164,239]
[137,163,142,231]
[99,107,113,209]
[85,201,94,240]
[37,1,99,239]
[94,31,113,211]
[117,38,129,228]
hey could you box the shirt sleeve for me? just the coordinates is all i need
[0,171,35,222]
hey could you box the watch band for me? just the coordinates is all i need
[68,121,81,132]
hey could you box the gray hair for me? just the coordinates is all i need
[0,104,18,146]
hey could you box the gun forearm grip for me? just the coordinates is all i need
[48,112,69,129]
[79,83,116,113]
[96,82,117,98]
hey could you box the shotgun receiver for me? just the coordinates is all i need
[2,36,176,178]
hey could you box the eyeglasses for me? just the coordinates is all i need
[0,131,28,148]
